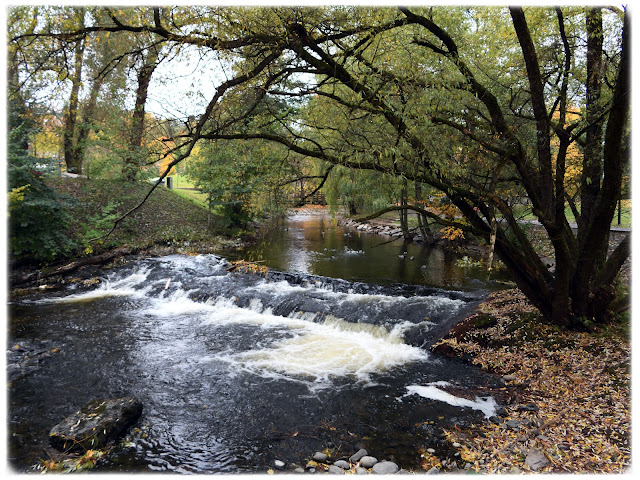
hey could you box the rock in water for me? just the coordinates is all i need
[49,397,143,452]
[372,461,399,474]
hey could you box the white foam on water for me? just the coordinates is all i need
[404,382,497,418]
[155,253,227,271]
[143,291,432,388]
[142,288,221,317]
[38,269,153,304]
[216,313,429,388]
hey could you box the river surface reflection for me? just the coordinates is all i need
[228,210,510,290]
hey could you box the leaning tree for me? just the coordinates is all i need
[198,5,630,327]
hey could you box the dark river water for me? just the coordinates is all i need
[8,211,510,473]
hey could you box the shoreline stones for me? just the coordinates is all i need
[358,456,378,468]
[372,461,400,474]
[304,449,399,475]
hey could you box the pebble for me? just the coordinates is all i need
[334,460,350,470]
[371,461,399,474]
[350,449,368,463]
[518,402,539,412]
[312,452,328,462]
[496,406,509,417]
[328,465,345,474]
[506,419,522,430]
[426,448,436,454]
[294,467,305,473]
[525,448,549,471]
[502,374,517,382]
[274,460,285,469]
[452,442,462,448]
[359,456,378,468]
[355,467,369,475]
[426,466,440,474]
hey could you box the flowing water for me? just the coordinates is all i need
[8,212,510,473]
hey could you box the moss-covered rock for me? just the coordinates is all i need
[49,397,143,453]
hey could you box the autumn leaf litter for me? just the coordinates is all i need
[429,289,630,474]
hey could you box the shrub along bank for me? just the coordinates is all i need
[9,177,246,287]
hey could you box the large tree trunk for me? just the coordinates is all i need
[63,35,86,174]
[75,75,105,172]
[122,46,160,181]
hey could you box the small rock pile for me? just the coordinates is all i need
[272,449,404,474]
[337,218,424,242]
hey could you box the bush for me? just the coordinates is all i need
[8,122,77,264]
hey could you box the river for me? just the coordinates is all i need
[8,211,511,473]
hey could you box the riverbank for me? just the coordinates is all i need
[428,288,630,473]
[9,177,250,289]
[253,208,630,474]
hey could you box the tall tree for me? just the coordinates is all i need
[61,8,87,174]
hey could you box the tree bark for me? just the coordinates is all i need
[63,34,86,174]
[122,45,160,181]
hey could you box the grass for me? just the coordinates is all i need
[46,177,236,259]
[170,186,209,208]
[362,201,631,229]
[511,200,631,229]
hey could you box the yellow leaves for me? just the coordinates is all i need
[9,185,30,214]
[440,225,465,241]
[226,259,268,275]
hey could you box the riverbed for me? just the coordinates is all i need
[8,211,510,473]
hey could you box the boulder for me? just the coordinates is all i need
[49,397,143,452]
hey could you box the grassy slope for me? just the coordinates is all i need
[47,177,237,258]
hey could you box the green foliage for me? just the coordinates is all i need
[186,139,290,230]
[8,117,77,264]
[324,167,399,216]
[78,199,122,254]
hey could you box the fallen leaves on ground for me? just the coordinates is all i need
[432,289,630,474]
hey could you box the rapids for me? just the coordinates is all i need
[8,212,508,473]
